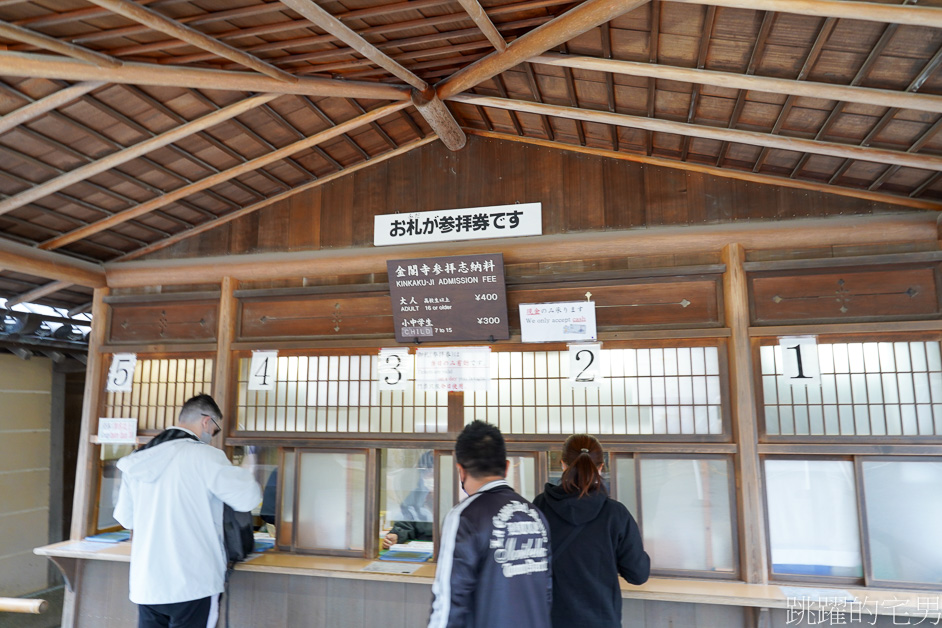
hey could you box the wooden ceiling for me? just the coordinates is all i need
[1,0,942,311]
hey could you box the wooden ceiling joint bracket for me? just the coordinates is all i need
[412,88,467,151]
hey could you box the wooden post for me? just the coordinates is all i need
[412,89,467,151]
[722,243,768,585]
[214,276,238,441]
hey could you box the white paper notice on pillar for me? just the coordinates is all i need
[778,336,821,386]
[248,350,279,391]
[569,343,602,388]
[97,418,138,444]
[415,346,491,392]
[519,301,597,343]
[106,353,137,392]
[378,348,412,391]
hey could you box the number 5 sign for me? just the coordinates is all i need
[569,343,602,388]
[106,353,137,392]
[248,351,278,391]
[778,336,821,386]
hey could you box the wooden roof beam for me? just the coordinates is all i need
[531,53,942,115]
[455,0,508,52]
[39,101,412,251]
[0,81,103,136]
[84,0,298,83]
[449,94,942,172]
[5,281,72,307]
[670,0,942,28]
[0,239,104,288]
[0,51,410,100]
[438,0,650,99]
[0,20,121,67]
[0,93,279,218]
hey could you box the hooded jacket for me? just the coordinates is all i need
[428,480,552,628]
[113,427,261,605]
[533,483,650,628]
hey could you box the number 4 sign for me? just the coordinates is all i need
[106,353,136,392]
[248,350,278,391]
[778,336,821,386]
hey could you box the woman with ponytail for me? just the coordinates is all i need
[533,434,650,628]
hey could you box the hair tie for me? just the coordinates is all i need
[580,448,589,453]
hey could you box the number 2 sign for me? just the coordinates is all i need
[248,351,278,391]
[778,336,821,386]
[106,353,136,392]
[569,343,602,388]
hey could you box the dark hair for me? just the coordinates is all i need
[179,393,222,423]
[455,420,506,479]
[559,434,606,498]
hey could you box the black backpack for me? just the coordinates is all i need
[222,505,255,566]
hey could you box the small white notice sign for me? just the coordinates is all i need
[778,336,820,386]
[415,347,491,392]
[106,353,136,392]
[520,301,596,343]
[378,348,412,391]
[98,418,138,444]
[374,203,542,246]
[248,351,278,391]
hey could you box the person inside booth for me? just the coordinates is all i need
[382,450,435,549]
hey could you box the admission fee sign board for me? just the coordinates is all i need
[387,253,510,343]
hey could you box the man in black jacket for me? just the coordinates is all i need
[428,421,552,628]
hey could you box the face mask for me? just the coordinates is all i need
[199,430,214,444]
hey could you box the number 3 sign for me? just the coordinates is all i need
[106,353,137,392]
[778,336,821,386]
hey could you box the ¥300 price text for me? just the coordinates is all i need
[477,317,501,325]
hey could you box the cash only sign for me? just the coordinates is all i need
[387,253,510,343]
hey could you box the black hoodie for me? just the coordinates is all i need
[533,483,650,628]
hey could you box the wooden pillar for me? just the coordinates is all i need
[214,276,238,441]
[721,243,768,585]
[62,286,109,628]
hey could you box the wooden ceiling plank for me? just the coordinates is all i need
[439,0,650,100]
[1,213,143,255]
[450,95,942,172]
[646,0,660,156]
[670,0,942,28]
[467,128,942,211]
[0,239,105,288]
[39,101,412,251]
[494,74,526,137]
[297,96,370,160]
[752,16,836,173]
[0,81,104,136]
[348,99,399,150]
[0,51,410,100]
[6,280,72,307]
[681,5,716,162]
[0,94,279,218]
[12,0,183,29]
[279,0,428,90]
[600,21,618,151]
[83,0,298,83]
[559,45,587,147]
[112,135,438,263]
[0,20,122,68]
[910,171,942,199]
[868,117,942,191]
[716,11,775,167]
[455,0,508,52]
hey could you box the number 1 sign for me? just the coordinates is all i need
[778,336,821,386]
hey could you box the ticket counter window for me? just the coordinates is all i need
[862,459,942,585]
[380,449,435,556]
[96,443,135,532]
[639,457,736,575]
[295,450,367,553]
[765,459,863,579]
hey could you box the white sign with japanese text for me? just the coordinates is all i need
[106,353,136,392]
[520,301,597,343]
[778,336,821,386]
[378,348,412,391]
[374,203,542,246]
[569,343,602,388]
[415,347,491,392]
[97,418,138,444]
[248,350,278,391]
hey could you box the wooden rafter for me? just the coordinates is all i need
[39,101,412,251]
[466,128,942,211]
[0,81,103,135]
[84,0,297,82]
[0,239,104,287]
[449,95,942,172]
[5,280,71,307]
[670,0,942,28]
[455,0,508,52]
[681,5,715,161]
[439,0,651,99]
[0,51,410,100]
[0,93,279,218]
[0,20,121,67]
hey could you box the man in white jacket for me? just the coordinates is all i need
[114,394,261,628]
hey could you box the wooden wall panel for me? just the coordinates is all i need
[108,301,218,344]
[240,293,393,340]
[151,136,906,262]
[751,265,941,325]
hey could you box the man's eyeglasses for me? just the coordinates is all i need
[203,414,222,437]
